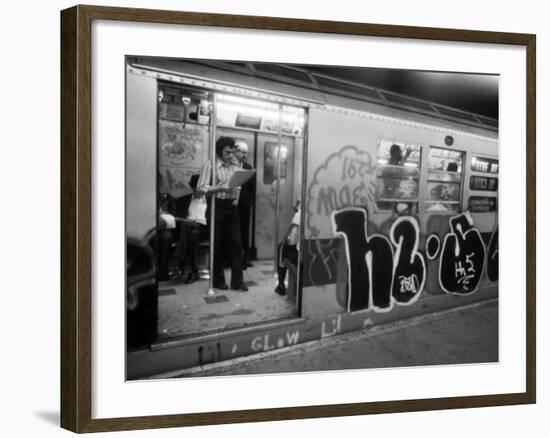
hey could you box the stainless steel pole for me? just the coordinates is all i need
[208,94,217,295]
[296,110,308,315]
[273,104,283,274]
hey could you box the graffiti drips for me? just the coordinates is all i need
[331,207,426,312]
[439,213,486,294]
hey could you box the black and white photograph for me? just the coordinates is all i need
[125,57,499,380]
[2,0,545,435]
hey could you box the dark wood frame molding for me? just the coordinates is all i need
[60,4,536,432]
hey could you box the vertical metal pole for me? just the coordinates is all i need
[296,109,308,316]
[208,94,217,295]
[273,104,283,273]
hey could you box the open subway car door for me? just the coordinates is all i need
[154,84,307,340]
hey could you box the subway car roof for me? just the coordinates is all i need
[127,57,498,139]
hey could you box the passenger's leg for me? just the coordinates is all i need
[275,242,287,295]
[212,205,227,288]
[228,207,244,289]
[158,229,173,281]
[185,223,200,284]
[175,223,188,273]
[239,204,252,266]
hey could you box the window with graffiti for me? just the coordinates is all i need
[375,139,421,214]
[425,147,464,213]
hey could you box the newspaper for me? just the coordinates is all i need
[227,168,256,188]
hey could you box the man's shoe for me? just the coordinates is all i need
[231,282,248,292]
[167,267,182,280]
[213,283,229,290]
[184,271,200,284]
[274,284,286,296]
[244,259,253,268]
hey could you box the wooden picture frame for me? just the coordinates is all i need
[60,4,536,433]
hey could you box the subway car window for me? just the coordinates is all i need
[468,156,499,212]
[470,175,498,191]
[263,142,288,184]
[471,155,499,174]
[375,139,421,214]
[425,147,464,213]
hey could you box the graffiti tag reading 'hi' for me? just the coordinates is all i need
[331,208,426,312]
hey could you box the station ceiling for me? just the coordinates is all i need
[300,65,499,119]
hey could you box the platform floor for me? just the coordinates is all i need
[157,259,296,339]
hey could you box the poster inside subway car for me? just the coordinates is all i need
[125,56,499,380]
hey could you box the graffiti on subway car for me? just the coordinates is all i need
[426,213,487,295]
[331,208,425,312]
[322,208,494,313]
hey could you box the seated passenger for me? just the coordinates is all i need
[446,161,458,172]
[275,203,300,296]
[174,174,207,284]
[426,184,452,212]
[389,144,412,166]
[157,192,177,281]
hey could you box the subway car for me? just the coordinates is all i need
[125,57,498,377]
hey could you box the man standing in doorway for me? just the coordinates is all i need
[197,137,248,292]
[234,139,256,269]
